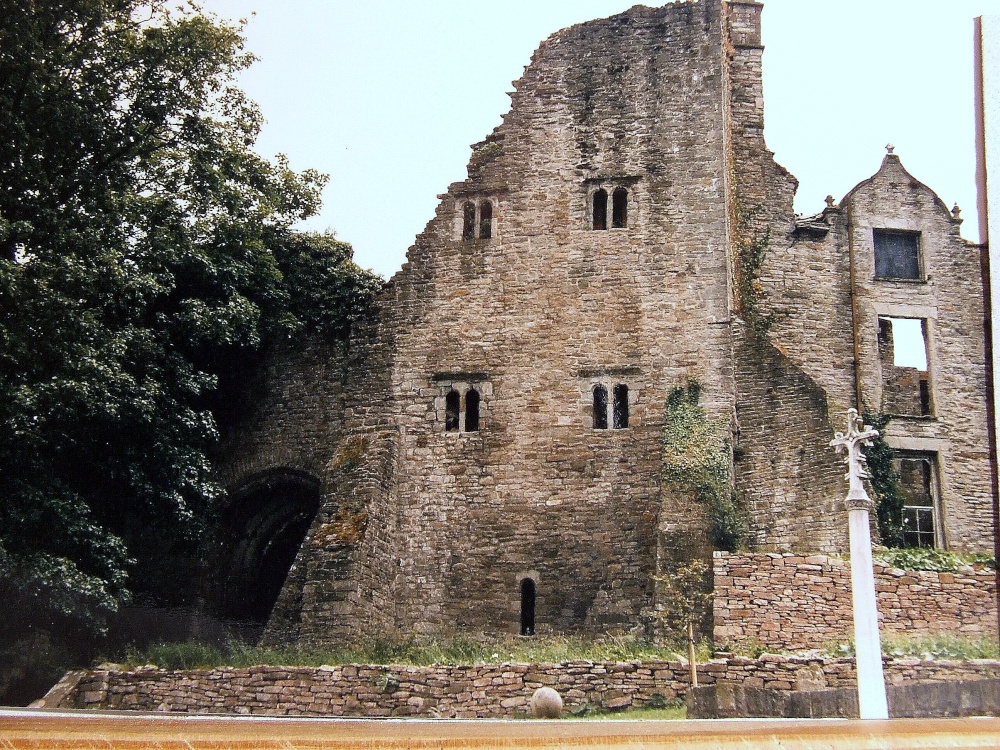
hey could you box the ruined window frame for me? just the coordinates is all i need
[895,451,941,549]
[873,229,923,281]
[457,198,496,242]
[876,315,934,418]
[438,381,485,434]
[589,380,631,431]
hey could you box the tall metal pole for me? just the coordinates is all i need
[831,409,889,719]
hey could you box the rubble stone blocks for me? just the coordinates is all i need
[48,658,1000,718]
[713,552,998,652]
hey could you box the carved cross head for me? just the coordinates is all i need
[829,408,879,509]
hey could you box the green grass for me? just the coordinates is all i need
[824,633,1000,661]
[122,634,692,670]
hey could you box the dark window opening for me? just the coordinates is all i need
[465,389,480,432]
[462,202,476,241]
[520,578,536,636]
[896,453,938,548]
[445,389,460,432]
[878,316,932,417]
[874,229,921,280]
[613,384,629,429]
[479,201,493,239]
[612,187,628,228]
[593,385,608,430]
[593,189,608,230]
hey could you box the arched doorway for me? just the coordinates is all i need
[215,469,321,634]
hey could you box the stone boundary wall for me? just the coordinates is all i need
[49,657,1000,718]
[713,552,998,652]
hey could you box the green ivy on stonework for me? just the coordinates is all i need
[734,201,773,338]
[661,382,750,551]
[860,412,905,548]
[874,547,996,572]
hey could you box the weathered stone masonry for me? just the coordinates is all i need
[714,552,998,652]
[211,0,995,646]
[53,657,1000,718]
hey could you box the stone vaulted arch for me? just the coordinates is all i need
[213,468,321,633]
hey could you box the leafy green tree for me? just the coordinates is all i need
[0,0,379,696]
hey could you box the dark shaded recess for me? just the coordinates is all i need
[462,201,476,240]
[465,389,480,432]
[593,188,608,230]
[446,389,461,432]
[613,383,629,428]
[214,470,321,626]
[874,229,921,280]
[593,384,608,429]
[612,187,628,228]
[479,201,492,239]
[520,578,536,636]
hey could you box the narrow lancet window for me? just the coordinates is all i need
[445,389,461,432]
[613,384,629,429]
[462,202,476,241]
[612,187,628,228]
[520,578,536,636]
[592,189,608,230]
[593,385,608,430]
[479,200,493,239]
[465,389,480,432]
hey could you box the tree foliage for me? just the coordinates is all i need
[0,0,381,680]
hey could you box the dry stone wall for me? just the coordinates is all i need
[55,657,1000,718]
[713,552,998,652]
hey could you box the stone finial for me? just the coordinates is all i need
[830,408,879,510]
[952,203,962,219]
[825,195,835,208]
[886,144,895,155]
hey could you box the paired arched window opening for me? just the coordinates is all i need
[444,387,481,433]
[591,187,628,230]
[520,577,536,636]
[460,199,494,241]
[593,383,629,430]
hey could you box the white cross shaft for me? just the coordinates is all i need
[830,409,889,720]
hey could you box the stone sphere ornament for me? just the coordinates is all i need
[531,687,563,718]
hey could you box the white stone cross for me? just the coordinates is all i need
[830,408,879,509]
[829,408,889,720]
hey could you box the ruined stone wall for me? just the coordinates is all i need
[360,1,735,638]
[713,552,998,652]
[723,2,854,554]
[212,0,996,647]
[57,657,1000,718]
[846,155,993,552]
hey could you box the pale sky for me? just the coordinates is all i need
[201,0,998,280]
